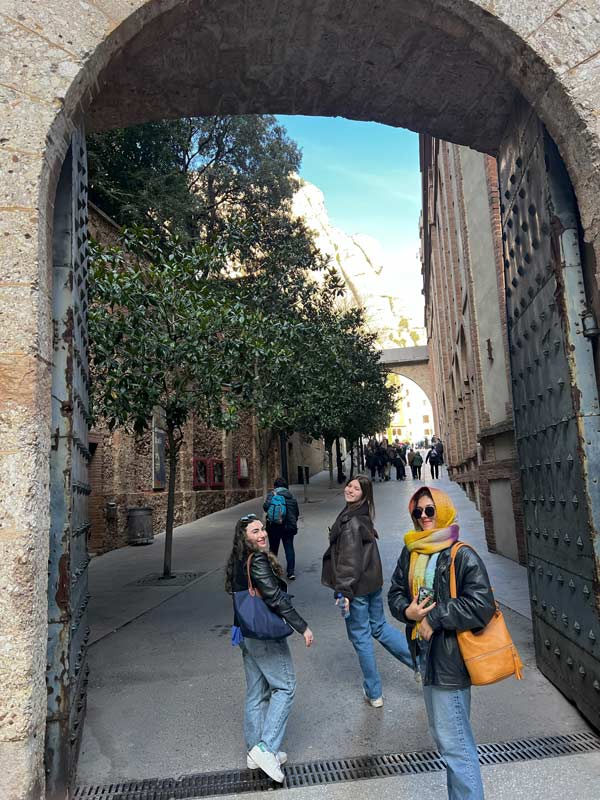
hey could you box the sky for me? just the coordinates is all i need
[275,115,424,317]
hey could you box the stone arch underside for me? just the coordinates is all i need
[380,347,436,426]
[46,0,600,251]
[386,366,436,424]
[3,1,600,797]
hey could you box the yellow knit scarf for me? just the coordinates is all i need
[405,487,459,639]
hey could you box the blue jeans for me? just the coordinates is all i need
[423,684,484,799]
[268,525,296,576]
[345,588,413,699]
[240,637,296,754]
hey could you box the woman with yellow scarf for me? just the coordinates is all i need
[388,487,495,800]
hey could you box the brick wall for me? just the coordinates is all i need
[420,135,525,564]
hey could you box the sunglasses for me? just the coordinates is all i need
[412,505,436,520]
[240,513,258,522]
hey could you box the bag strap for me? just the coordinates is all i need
[449,542,498,609]
[449,541,471,599]
[246,553,257,597]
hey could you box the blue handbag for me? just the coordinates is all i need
[233,554,293,640]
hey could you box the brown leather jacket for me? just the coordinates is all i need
[321,502,383,600]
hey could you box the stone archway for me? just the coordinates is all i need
[380,346,437,431]
[2,2,600,797]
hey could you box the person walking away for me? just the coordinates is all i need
[321,475,416,707]
[375,444,387,482]
[412,450,423,479]
[407,447,416,478]
[433,436,445,464]
[386,443,396,481]
[388,487,495,799]
[264,477,299,580]
[366,447,378,481]
[425,446,441,480]
[393,445,406,480]
[226,514,314,783]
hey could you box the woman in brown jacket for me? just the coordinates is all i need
[322,475,414,707]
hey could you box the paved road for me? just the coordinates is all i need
[77,470,599,797]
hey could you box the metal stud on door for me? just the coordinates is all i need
[46,128,91,797]
[500,99,600,727]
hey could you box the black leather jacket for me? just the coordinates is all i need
[232,551,308,634]
[321,503,383,600]
[388,543,495,687]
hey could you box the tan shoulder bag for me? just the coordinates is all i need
[449,542,524,685]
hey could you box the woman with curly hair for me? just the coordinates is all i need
[225,513,314,783]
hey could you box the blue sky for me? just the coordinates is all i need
[276,115,421,261]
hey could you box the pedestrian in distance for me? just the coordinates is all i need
[225,514,314,783]
[375,443,387,481]
[321,475,416,708]
[407,446,416,478]
[388,487,495,800]
[425,446,441,480]
[386,442,397,480]
[412,449,423,479]
[264,477,299,580]
[432,436,445,464]
[393,444,406,480]
[365,446,378,481]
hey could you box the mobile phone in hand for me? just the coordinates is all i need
[417,586,434,605]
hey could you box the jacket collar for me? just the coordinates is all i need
[346,500,369,518]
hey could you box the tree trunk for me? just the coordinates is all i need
[163,426,178,578]
[258,428,274,495]
[335,437,345,483]
[300,435,309,502]
[349,441,355,479]
[327,444,334,489]
[359,438,365,471]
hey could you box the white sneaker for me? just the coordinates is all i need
[363,688,384,708]
[247,743,285,782]
[247,750,287,769]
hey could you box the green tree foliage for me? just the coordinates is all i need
[88,115,397,535]
[89,227,248,577]
[88,115,301,244]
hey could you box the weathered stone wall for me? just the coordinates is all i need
[88,414,262,554]
[2,1,600,797]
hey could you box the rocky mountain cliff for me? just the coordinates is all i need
[292,180,426,349]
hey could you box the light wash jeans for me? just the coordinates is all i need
[419,651,484,799]
[240,637,296,754]
[345,588,413,700]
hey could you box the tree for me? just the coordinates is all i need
[89,227,247,578]
[88,115,302,245]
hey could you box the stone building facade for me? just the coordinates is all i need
[420,137,525,564]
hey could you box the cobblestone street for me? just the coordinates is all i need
[76,469,599,798]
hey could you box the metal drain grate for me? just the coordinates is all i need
[74,730,600,800]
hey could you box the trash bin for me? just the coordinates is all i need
[126,507,154,545]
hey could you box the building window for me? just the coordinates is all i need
[423,415,430,423]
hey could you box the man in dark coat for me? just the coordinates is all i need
[263,477,300,579]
